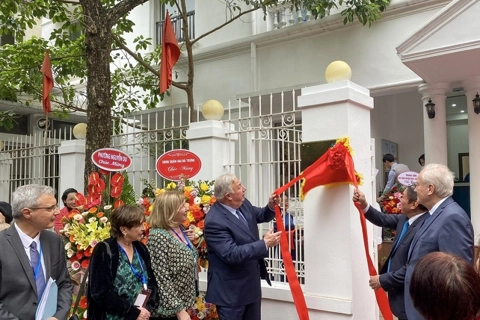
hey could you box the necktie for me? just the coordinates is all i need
[30,241,46,301]
[236,210,248,226]
[387,220,409,272]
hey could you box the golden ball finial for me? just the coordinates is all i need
[325,61,352,83]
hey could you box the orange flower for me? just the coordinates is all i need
[182,220,190,228]
[192,209,204,221]
[197,220,204,229]
[96,212,104,218]
[76,251,84,260]
[89,207,98,213]
[84,248,92,257]
[69,235,76,242]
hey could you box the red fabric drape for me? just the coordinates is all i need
[274,138,393,320]
[40,51,54,114]
[159,10,180,94]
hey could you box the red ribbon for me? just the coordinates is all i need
[274,204,310,320]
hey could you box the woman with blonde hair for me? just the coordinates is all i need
[148,191,197,320]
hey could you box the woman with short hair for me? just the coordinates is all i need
[88,205,157,320]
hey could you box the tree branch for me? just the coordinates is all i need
[111,32,186,91]
[191,6,260,45]
[109,0,150,25]
[52,0,80,5]
[111,32,159,75]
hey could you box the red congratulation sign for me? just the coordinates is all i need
[91,148,132,171]
[156,149,202,181]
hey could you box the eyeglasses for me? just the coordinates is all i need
[29,204,59,212]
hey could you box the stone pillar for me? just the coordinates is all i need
[58,140,86,207]
[418,83,449,165]
[297,80,375,319]
[464,77,480,239]
[186,120,237,181]
[0,152,12,202]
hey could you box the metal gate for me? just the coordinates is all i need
[224,90,305,283]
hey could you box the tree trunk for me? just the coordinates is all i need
[81,1,113,189]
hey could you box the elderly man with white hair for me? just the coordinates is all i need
[404,164,474,320]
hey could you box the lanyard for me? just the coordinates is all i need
[31,244,43,281]
[119,245,147,290]
[171,227,193,250]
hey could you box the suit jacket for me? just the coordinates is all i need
[87,237,158,320]
[0,224,73,320]
[204,199,275,307]
[404,197,474,320]
[365,207,426,319]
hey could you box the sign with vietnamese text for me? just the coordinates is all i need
[397,171,419,187]
[91,148,132,171]
[156,149,202,181]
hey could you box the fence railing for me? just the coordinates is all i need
[0,127,74,202]
[156,11,195,45]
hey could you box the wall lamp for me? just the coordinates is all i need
[425,99,435,119]
[472,92,480,114]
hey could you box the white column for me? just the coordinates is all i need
[58,140,85,206]
[418,83,449,165]
[463,77,480,239]
[186,120,236,182]
[297,80,375,319]
[0,153,12,202]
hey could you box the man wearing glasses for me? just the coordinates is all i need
[0,184,73,320]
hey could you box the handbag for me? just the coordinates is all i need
[69,268,89,320]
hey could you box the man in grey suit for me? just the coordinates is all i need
[0,184,73,320]
[353,186,427,320]
[405,164,474,320]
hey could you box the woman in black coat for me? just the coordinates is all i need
[87,205,157,320]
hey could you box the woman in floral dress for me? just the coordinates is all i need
[87,205,157,320]
[148,191,197,320]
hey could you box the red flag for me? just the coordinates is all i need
[41,51,54,114]
[160,10,180,94]
[274,137,393,320]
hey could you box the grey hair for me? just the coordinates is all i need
[421,163,454,198]
[12,184,55,220]
[214,173,237,201]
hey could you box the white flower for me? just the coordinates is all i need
[194,197,201,205]
[83,310,87,319]
[88,217,97,223]
[90,240,98,247]
[65,242,71,250]
[100,217,108,223]
[81,211,89,217]
[64,223,70,229]
[104,205,112,210]
[136,198,144,205]
[67,249,74,258]
[71,261,81,271]
[74,214,83,221]
[197,311,205,319]
[203,205,210,214]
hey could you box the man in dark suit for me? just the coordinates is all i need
[0,184,73,320]
[405,163,474,320]
[353,186,427,320]
[204,173,281,320]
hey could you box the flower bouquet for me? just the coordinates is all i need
[187,293,219,320]
[379,185,404,240]
[60,171,137,318]
[380,185,403,214]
